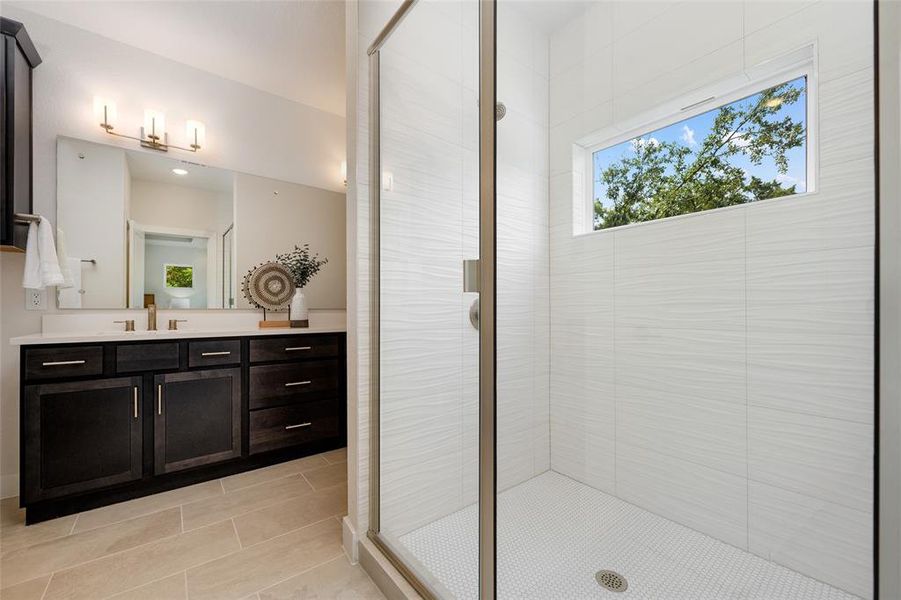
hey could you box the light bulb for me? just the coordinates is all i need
[143,109,166,141]
[185,120,206,150]
[93,97,117,131]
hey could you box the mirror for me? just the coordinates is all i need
[56,136,346,310]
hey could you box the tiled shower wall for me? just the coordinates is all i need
[373,0,550,539]
[547,2,874,597]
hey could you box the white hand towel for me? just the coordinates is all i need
[56,227,74,289]
[37,217,64,288]
[22,222,42,289]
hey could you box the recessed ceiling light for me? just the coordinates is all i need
[172,168,188,176]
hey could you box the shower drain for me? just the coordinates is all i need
[595,570,628,593]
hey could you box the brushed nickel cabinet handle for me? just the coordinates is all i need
[285,346,311,352]
[201,351,231,357]
[133,387,139,419]
[157,384,162,415]
[285,380,312,387]
[42,360,86,366]
[285,422,312,430]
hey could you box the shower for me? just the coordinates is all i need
[366,1,877,598]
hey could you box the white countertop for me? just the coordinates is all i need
[10,326,345,346]
[9,309,347,346]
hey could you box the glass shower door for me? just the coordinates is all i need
[370,1,481,597]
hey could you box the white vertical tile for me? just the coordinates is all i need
[748,405,873,513]
[743,0,819,35]
[744,0,872,82]
[613,1,742,94]
[614,209,746,331]
[819,68,876,170]
[615,326,747,476]
[616,442,749,549]
[746,192,875,257]
[749,481,872,599]
[749,330,873,424]
[747,245,874,337]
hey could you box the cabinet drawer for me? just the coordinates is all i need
[249,335,339,363]
[249,360,339,410]
[188,340,241,367]
[116,343,179,373]
[24,346,103,380]
[249,400,339,455]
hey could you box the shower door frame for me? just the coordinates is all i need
[366,1,498,599]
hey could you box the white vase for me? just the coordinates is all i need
[290,288,309,326]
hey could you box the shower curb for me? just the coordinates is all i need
[359,536,424,600]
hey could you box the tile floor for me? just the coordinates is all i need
[0,448,386,600]
[399,471,861,600]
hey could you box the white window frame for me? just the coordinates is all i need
[578,46,818,235]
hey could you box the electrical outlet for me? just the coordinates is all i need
[25,288,46,311]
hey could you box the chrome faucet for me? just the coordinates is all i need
[147,304,157,331]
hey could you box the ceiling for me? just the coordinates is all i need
[7,0,346,117]
[126,150,234,193]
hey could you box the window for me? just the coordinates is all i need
[591,76,808,230]
[164,264,193,288]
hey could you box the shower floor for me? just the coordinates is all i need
[398,471,859,600]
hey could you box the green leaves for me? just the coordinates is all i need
[165,265,193,288]
[275,244,328,289]
[595,80,805,230]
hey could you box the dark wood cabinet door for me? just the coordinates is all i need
[154,368,241,475]
[23,377,142,503]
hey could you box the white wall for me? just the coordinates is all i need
[0,5,346,498]
[56,137,128,308]
[234,173,346,310]
[547,1,873,597]
[130,180,232,235]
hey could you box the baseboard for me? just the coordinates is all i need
[0,474,19,499]
[359,536,422,600]
[342,515,359,564]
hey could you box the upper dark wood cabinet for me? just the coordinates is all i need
[1,18,41,251]
[153,368,241,475]
[22,377,143,504]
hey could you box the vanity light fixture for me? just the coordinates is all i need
[93,96,206,153]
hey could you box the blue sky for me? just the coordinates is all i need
[592,76,807,209]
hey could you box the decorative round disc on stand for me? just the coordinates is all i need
[242,262,295,311]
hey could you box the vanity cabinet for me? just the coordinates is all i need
[154,368,241,475]
[18,332,346,523]
[0,18,41,251]
[23,377,143,503]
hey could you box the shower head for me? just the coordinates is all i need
[496,102,506,121]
